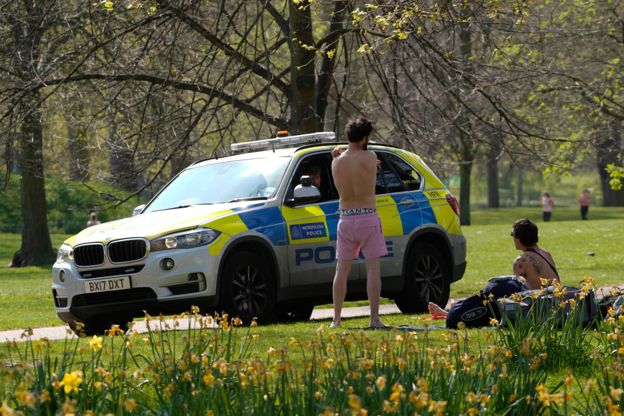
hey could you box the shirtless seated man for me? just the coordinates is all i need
[330,117,387,328]
[428,218,560,319]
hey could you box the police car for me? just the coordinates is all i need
[52,132,466,334]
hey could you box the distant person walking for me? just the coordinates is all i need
[86,211,101,228]
[541,192,555,222]
[579,189,591,220]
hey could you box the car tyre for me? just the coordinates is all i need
[220,250,276,324]
[395,242,450,314]
[275,303,314,323]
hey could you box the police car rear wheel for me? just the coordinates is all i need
[220,250,276,324]
[395,242,450,314]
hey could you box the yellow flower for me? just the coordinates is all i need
[15,390,36,408]
[60,371,83,395]
[376,375,387,391]
[390,383,405,404]
[348,394,361,411]
[107,324,124,337]
[203,373,215,387]
[611,387,624,401]
[40,390,51,403]
[0,401,15,416]
[89,335,103,351]
[323,358,335,369]
[123,399,138,412]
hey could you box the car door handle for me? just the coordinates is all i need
[398,199,418,205]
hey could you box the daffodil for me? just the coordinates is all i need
[60,371,83,395]
[89,335,102,351]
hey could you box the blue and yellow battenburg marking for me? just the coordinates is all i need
[203,196,444,256]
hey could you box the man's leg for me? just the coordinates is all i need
[331,259,352,327]
[365,257,385,328]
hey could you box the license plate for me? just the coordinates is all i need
[84,276,131,294]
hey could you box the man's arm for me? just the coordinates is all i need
[513,255,525,277]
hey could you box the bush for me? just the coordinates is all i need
[0,175,147,234]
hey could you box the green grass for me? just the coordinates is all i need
[0,207,623,331]
[454,207,624,298]
[0,234,69,330]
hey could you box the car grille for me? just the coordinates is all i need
[80,265,144,279]
[108,239,147,263]
[74,244,104,266]
[71,288,157,307]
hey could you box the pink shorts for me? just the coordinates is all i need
[336,212,387,260]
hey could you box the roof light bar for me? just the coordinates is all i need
[231,131,337,153]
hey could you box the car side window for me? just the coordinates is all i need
[375,152,422,195]
[385,153,422,191]
[287,153,337,203]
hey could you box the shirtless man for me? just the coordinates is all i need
[330,117,387,328]
[428,218,559,319]
[510,218,559,289]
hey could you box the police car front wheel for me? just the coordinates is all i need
[395,242,450,314]
[220,250,276,324]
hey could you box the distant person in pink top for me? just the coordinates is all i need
[330,117,387,329]
[579,189,591,220]
[541,192,555,222]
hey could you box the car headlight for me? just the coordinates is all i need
[150,228,220,251]
[57,244,74,262]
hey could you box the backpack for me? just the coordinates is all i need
[446,276,526,329]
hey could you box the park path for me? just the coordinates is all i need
[2,285,620,343]
[0,304,403,343]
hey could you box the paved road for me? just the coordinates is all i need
[0,304,403,343]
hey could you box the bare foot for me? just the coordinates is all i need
[428,302,448,318]
[369,319,389,329]
[329,321,340,328]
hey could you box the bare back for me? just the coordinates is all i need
[513,247,559,290]
[331,149,377,210]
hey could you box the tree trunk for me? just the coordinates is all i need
[288,0,320,133]
[315,0,348,128]
[515,168,523,207]
[486,126,502,208]
[457,5,474,226]
[459,158,473,226]
[67,116,90,181]
[598,119,624,206]
[12,102,55,266]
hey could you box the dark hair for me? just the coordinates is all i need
[302,164,321,176]
[512,218,538,246]
[345,117,373,142]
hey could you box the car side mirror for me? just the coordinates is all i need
[132,204,146,216]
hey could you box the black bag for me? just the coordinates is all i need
[446,276,525,329]
[498,285,597,328]
[596,291,624,319]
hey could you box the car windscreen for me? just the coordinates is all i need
[145,156,290,212]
